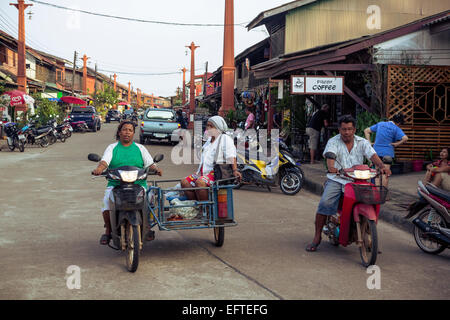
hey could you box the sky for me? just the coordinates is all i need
[0,0,292,97]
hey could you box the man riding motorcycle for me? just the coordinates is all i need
[305,115,391,252]
[92,120,162,245]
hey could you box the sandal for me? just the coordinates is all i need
[100,234,112,245]
[305,242,320,252]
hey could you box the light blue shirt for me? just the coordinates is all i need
[323,134,377,185]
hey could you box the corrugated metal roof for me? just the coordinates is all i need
[246,0,319,30]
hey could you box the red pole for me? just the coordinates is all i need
[186,42,199,118]
[128,82,131,104]
[219,0,235,117]
[82,54,88,96]
[181,67,187,107]
[10,0,32,93]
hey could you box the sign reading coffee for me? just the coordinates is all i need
[291,76,344,95]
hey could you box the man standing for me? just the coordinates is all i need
[306,115,390,252]
[364,113,408,188]
[305,104,330,164]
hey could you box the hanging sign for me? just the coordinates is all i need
[291,75,344,95]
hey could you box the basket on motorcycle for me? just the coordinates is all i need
[352,185,388,205]
[113,184,146,211]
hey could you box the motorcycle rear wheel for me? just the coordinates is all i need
[125,223,140,273]
[359,217,378,267]
[413,209,447,255]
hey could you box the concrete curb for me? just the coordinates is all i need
[302,171,415,234]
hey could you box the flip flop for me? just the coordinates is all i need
[100,234,112,245]
[305,242,320,252]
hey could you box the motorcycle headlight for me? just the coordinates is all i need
[119,170,138,182]
[352,170,374,180]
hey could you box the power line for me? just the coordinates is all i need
[29,0,248,27]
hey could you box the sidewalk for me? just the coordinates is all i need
[301,162,422,233]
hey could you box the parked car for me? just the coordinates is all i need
[139,108,180,145]
[69,106,101,132]
[105,109,121,123]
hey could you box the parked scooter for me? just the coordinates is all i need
[4,122,25,152]
[405,181,450,254]
[88,153,164,272]
[21,119,52,148]
[71,120,89,133]
[235,129,304,195]
[322,152,388,267]
[48,119,69,143]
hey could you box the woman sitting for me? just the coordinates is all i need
[424,147,450,191]
[181,116,241,201]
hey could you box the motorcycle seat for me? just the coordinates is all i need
[425,183,450,203]
[36,127,51,134]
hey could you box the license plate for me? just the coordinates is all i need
[18,134,25,140]
[154,133,167,138]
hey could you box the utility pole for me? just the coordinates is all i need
[72,51,77,95]
[82,54,89,96]
[203,61,208,97]
[113,73,117,92]
[186,42,199,118]
[10,0,32,93]
[127,82,131,104]
[219,0,235,117]
[181,67,187,107]
[94,63,98,96]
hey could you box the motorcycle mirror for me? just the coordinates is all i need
[153,154,164,163]
[324,152,336,160]
[87,153,101,162]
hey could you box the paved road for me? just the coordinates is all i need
[0,124,448,300]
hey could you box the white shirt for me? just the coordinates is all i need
[323,134,377,185]
[197,134,236,175]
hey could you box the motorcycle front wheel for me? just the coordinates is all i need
[40,136,49,148]
[359,217,378,267]
[414,209,447,255]
[125,222,140,273]
[280,169,304,195]
[18,139,24,152]
[49,134,57,144]
[8,137,15,151]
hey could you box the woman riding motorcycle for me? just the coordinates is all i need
[92,120,162,245]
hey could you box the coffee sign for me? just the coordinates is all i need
[291,76,344,95]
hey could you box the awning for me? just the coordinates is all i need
[60,96,86,105]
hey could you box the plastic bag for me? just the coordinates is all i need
[168,198,200,220]
[165,183,188,201]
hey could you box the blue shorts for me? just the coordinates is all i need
[317,179,343,216]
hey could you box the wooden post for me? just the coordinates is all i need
[219,0,235,117]
[10,0,32,93]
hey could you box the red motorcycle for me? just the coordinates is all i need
[323,152,388,267]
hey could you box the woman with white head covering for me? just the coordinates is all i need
[181,115,241,200]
